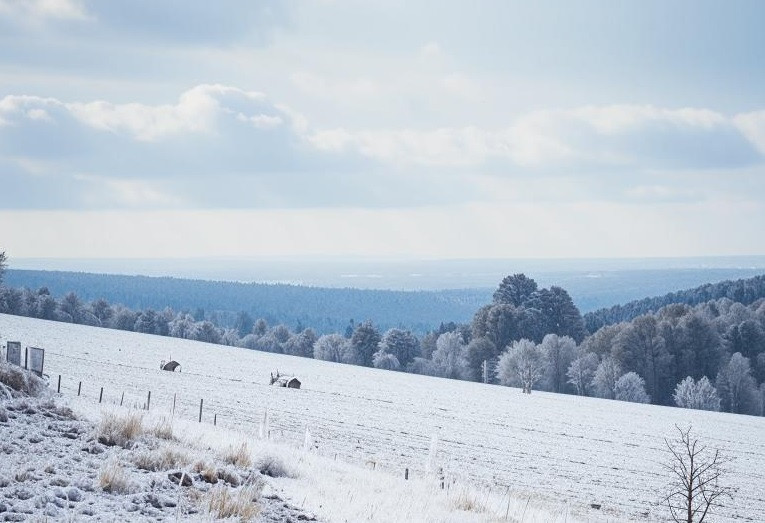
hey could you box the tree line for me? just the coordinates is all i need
[2,252,764,416]
[584,274,765,332]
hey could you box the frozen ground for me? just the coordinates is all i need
[2,313,765,522]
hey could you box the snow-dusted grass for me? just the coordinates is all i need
[3,313,765,521]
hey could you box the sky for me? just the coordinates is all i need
[1,0,765,260]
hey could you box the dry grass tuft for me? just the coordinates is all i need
[449,487,486,513]
[97,411,143,448]
[222,442,252,468]
[203,484,262,521]
[148,417,174,440]
[99,458,132,494]
[132,446,190,472]
[194,460,219,484]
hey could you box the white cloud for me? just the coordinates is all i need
[73,174,182,207]
[734,110,765,155]
[0,0,89,21]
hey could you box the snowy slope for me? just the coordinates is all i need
[2,313,764,522]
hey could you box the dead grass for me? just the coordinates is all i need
[194,460,219,484]
[99,458,132,494]
[97,411,143,448]
[449,487,487,513]
[132,446,190,472]
[222,442,252,468]
[148,417,174,440]
[203,484,262,521]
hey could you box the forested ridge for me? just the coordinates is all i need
[4,269,489,334]
[2,251,765,417]
[584,274,765,332]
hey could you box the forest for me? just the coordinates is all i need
[1,251,764,416]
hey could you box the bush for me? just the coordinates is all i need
[0,362,47,398]
[132,446,190,472]
[253,455,294,478]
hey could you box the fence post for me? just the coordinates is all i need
[147,391,151,411]
[198,399,203,423]
[405,468,409,480]
[172,393,176,417]
[120,392,124,407]
[57,375,61,394]
[99,387,103,403]
[77,382,82,396]
[214,414,217,426]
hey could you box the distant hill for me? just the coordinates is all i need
[584,273,765,332]
[4,269,491,334]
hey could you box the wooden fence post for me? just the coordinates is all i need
[120,392,124,407]
[57,375,61,394]
[172,393,176,417]
[99,387,103,403]
[77,382,82,396]
[147,391,151,411]
[214,414,217,426]
[198,399,203,423]
[405,468,409,480]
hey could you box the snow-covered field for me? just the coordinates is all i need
[2,313,765,522]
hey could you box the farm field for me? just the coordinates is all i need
[2,313,764,522]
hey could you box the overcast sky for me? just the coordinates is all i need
[1,0,764,260]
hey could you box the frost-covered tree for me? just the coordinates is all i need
[465,337,497,382]
[283,328,317,358]
[168,313,195,339]
[0,250,6,285]
[351,320,381,367]
[407,357,436,376]
[432,331,467,379]
[540,334,577,393]
[372,351,400,370]
[493,274,538,306]
[377,329,419,368]
[314,333,354,364]
[221,328,240,346]
[591,356,622,399]
[613,314,671,403]
[496,339,546,393]
[190,321,222,344]
[716,352,758,414]
[58,292,85,323]
[253,318,268,336]
[673,376,720,411]
[234,311,254,338]
[614,372,651,403]
[567,351,599,396]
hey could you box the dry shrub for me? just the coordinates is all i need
[99,458,132,494]
[148,417,174,440]
[97,411,143,448]
[132,446,190,472]
[203,484,262,521]
[0,362,46,397]
[254,454,294,478]
[222,442,252,468]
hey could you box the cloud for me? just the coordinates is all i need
[2,86,765,210]
[0,0,89,22]
[312,104,763,170]
[734,110,765,155]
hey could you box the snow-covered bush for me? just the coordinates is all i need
[614,372,650,403]
[0,362,47,398]
[254,454,295,478]
[673,376,721,411]
[99,457,132,494]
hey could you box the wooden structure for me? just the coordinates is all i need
[160,360,181,372]
[269,370,301,389]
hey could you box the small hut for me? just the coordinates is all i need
[270,370,301,389]
[161,360,181,372]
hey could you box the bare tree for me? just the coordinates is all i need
[661,425,734,523]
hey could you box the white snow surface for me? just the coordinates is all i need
[2,313,765,522]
